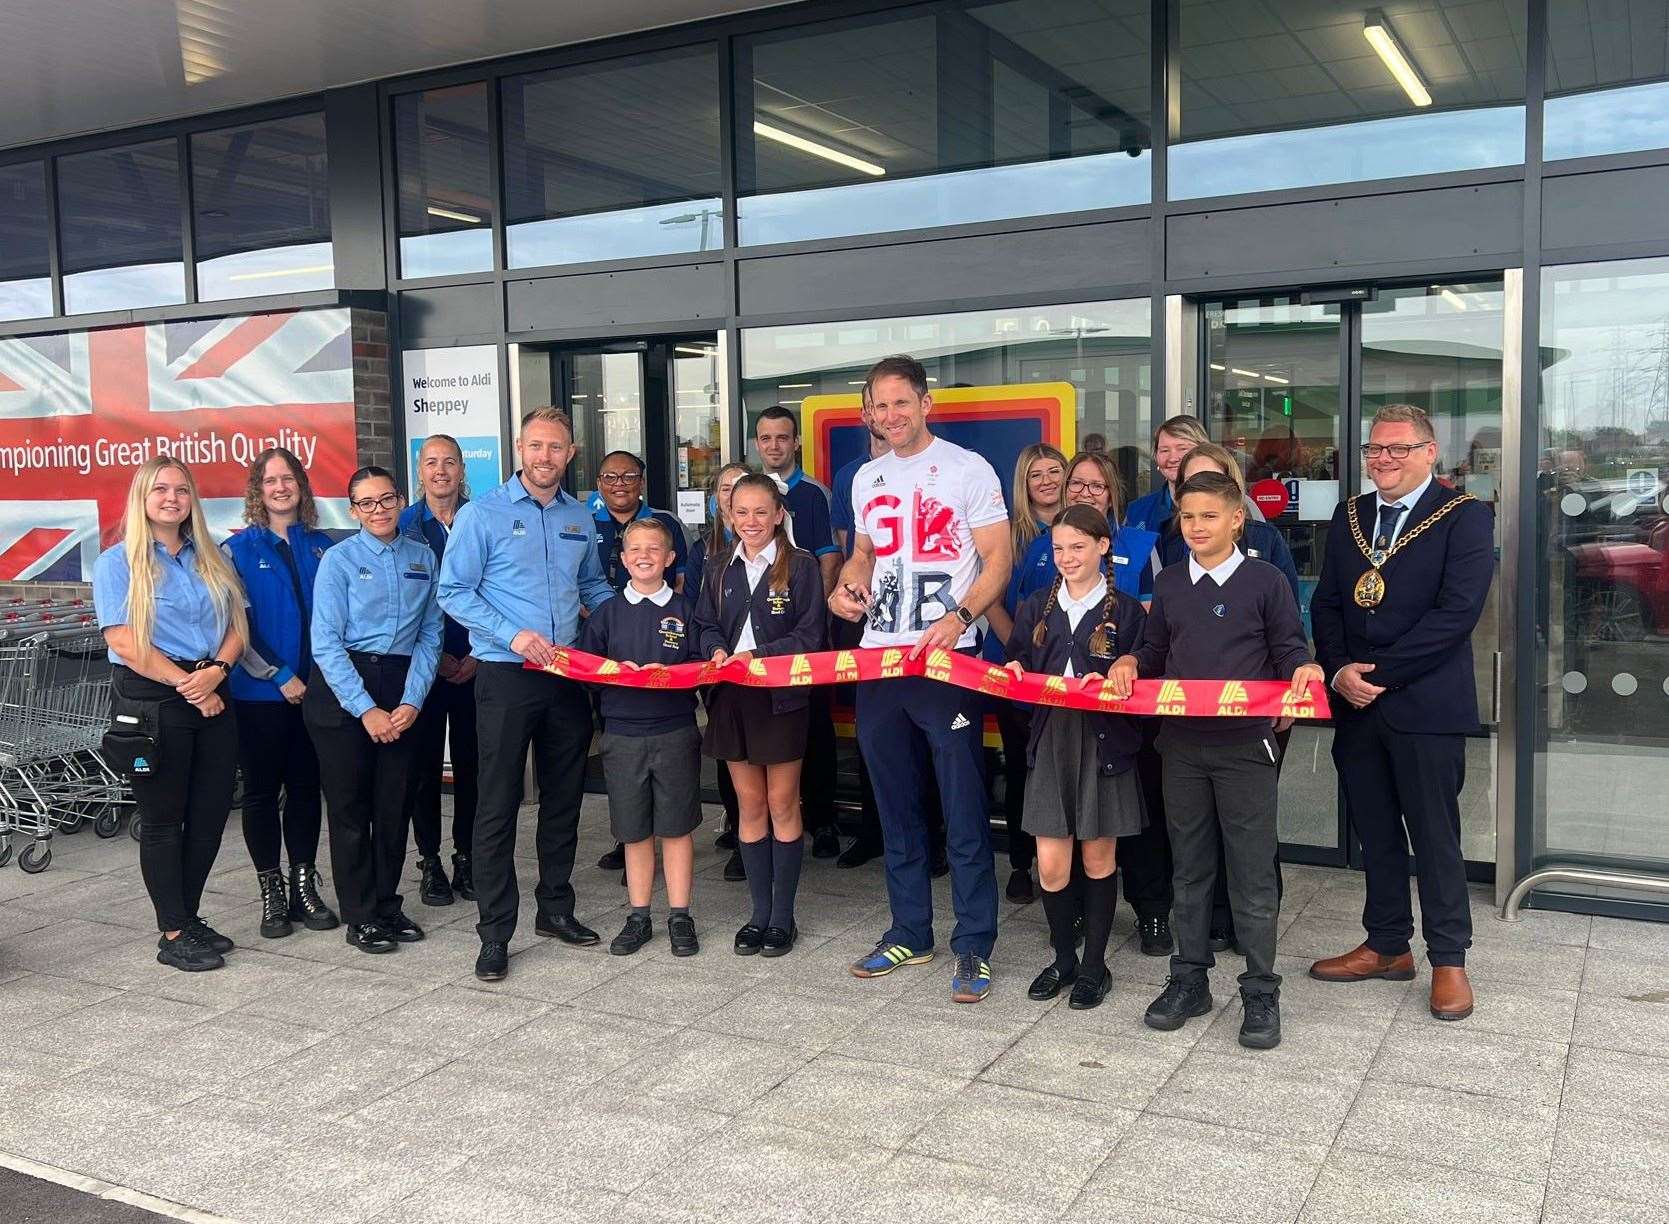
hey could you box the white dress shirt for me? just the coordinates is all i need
[732,540,777,653]
[1057,576,1108,679]
[622,582,673,607]
[1374,473,1433,547]
[1188,549,1245,587]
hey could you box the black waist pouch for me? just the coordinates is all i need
[103,691,165,777]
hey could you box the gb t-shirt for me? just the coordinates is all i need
[853,436,1007,649]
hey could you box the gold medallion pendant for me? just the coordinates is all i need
[1353,568,1385,608]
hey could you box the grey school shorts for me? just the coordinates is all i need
[600,724,704,843]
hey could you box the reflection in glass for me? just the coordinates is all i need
[673,341,723,498]
[1173,0,1526,200]
[395,84,494,279]
[737,0,1151,244]
[193,114,333,300]
[504,46,723,267]
[58,140,186,314]
[567,351,646,498]
[0,162,51,321]
[1536,259,1669,890]
[1545,0,1669,160]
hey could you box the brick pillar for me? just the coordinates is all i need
[352,308,394,470]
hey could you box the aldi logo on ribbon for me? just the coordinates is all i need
[1216,680,1250,716]
[1156,679,1189,716]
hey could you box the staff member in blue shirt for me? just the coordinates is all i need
[95,456,248,973]
[439,406,616,982]
[223,446,339,940]
[1124,415,1212,600]
[305,466,442,954]
[399,434,479,907]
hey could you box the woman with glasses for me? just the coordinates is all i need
[980,443,1069,904]
[304,467,442,954]
[94,457,248,972]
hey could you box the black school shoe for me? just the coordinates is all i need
[382,912,425,943]
[1138,914,1173,957]
[450,853,475,901]
[723,850,746,882]
[760,925,798,957]
[610,913,654,956]
[475,941,509,981]
[1239,989,1282,1049]
[157,930,223,972]
[1143,976,1214,1031]
[345,924,397,954]
[187,917,234,955]
[418,856,454,907]
[1208,925,1237,953]
[598,843,626,871]
[811,828,841,859]
[668,913,700,957]
[1027,962,1077,1001]
[1068,968,1113,1011]
[535,914,600,946]
[1006,869,1035,903]
[734,924,765,956]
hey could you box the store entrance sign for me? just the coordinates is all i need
[401,346,504,497]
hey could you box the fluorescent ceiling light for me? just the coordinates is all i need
[1209,362,1227,371]
[1364,13,1432,108]
[754,121,885,177]
[427,204,483,225]
[1263,374,1290,385]
[1230,367,1260,379]
[225,263,334,283]
[777,383,813,389]
[675,345,713,356]
[1440,288,1467,311]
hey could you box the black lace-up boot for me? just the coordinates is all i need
[289,862,339,931]
[451,853,475,901]
[419,855,454,906]
[258,868,293,939]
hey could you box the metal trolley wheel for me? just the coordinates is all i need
[129,814,142,842]
[18,842,50,874]
[94,805,123,838]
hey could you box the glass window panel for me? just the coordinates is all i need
[1535,259,1669,891]
[673,340,723,499]
[395,83,494,278]
[57,139,185,314]
[192,113,333,301]
[737,0,1151,245]
[567,351,646,498]
[504,46,723,267]
[1545,0,1669,160]
[1172,1,1527,201]
[0,162,52,321]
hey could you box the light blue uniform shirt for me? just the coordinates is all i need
[437,474,615,664]
[92,538,227,665]
[310,528,443,718]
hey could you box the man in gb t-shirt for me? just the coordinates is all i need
[830,354,1013,1004]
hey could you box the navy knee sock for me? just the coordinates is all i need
[739,837,773,928]
[1080,872,1118,978]
[768,835,803,931]
[1040,885,1079,973]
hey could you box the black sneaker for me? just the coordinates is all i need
[714,827,738,851]
[1239,989,1282,1050]
[836,841,879,870]
[734,923,765,956]
[668,913,700,957]
[382,912,425,943]
[1069,968,1113,1011]
[157,930,223,972]
[418,856,454,907]
[1138,914,1173,957]
[811,828,840,859]
[1005,869,1035,903]
[1208,926,1236,953]
[610,913,654,956]
[450,853,475,901]
[346,924,397,954]
[475,941,509,981]
[598,843,626,871]
[723,849,746,882]
[187,917,234,955]
[1144,976,1213,1030]
[760,925,797,958]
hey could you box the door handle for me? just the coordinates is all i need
[1491,650,1502,725]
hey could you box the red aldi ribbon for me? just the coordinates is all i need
[528,646,1330,720]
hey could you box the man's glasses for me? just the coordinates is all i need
[1067,478,1108,495]
[351,492,402,512]
[598,472,643,486]
[1361,442,1432,459]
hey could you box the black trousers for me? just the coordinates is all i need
[234,698,322,872]
[1334,704,1472,967]
[1162,731,1283,995]
[1211,724,1289,931]
[993,699,1035,871]
[472,662,593,943]
[800,687,838,834]
[1119,722,1173,920]
[408,674,478,858]
[304,655,418,927]
[117,668,239,932]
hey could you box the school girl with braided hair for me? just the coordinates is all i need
[1004,503,1147,1010]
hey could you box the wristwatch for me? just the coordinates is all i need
[954,606,975,627]
[196,659,232,676]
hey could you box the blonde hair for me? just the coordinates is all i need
[1178,441,1246,498]
[519,405,574,435]
[1009,443,1069,558]
[122,456,248,663]
[1154,415,1210,448]
[705,460,752,560]
[1372,402,1435,442]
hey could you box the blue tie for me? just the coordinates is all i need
[1375,503,1405,551]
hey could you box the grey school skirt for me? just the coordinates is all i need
[1021,710,1147,842]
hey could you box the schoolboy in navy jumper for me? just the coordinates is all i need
[1005,505,1147,1011]
[693,474,827,957]
[1109,471,1322,1049]
[581,518,705,957]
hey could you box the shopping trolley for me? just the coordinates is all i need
[0,624,132,873]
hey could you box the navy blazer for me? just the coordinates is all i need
[693,545,827,715]
[1310,482,1494,735]
[1007,584,1147,776]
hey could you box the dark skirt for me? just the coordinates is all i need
[1021,710,1147,841]
[702,684,809,766]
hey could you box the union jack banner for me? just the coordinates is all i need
[0,308,359,581]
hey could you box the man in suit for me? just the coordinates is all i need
[1308,403,1494,1021]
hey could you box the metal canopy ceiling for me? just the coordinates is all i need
[0,0,789,152]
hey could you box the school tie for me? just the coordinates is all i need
[1374,502,1405,552]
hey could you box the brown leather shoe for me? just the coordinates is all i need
[1308,943,1417,982]
[1429,966,1474,1021]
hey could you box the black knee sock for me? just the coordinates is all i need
[739,837,773,927]
[1080,872,1118,978]
[768,835,803,931]
[1040,885,1078,973]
